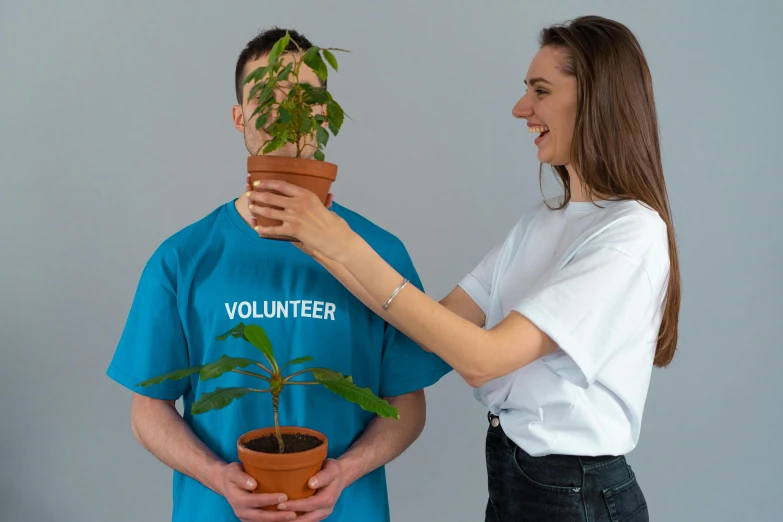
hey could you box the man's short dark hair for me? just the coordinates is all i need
[235,27,323,105]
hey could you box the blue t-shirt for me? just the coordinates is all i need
[106,200,451,521]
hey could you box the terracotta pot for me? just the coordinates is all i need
[247,156,338,241]
[237,426,328,511]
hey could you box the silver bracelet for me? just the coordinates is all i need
[382,278,409,311]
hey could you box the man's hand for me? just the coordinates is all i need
[275,459,345,522]
[221,462,298,522]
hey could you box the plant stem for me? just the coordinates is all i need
[272,392,284,453]
[231,369,271,382]
[293,54,303,158]
[285,381,319,385]
[282,368,312,381]
[254,362,274,375]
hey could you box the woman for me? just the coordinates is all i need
[247,15,678,522]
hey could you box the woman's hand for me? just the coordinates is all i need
[247,179,356,262]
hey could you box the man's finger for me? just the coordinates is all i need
[244,491,289,509]
[308,460,339,489]
[237,506,297,522]
[292,508,332,522]
[225,463,258,491]
[278,482,336,513]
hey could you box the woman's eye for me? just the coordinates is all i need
[536,89,547,96]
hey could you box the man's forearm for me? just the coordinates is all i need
[131,394,227,496]
[336,390,427,488]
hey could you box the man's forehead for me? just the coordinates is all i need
[243,53,321,87]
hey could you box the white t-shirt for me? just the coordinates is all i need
[458,198,670,457]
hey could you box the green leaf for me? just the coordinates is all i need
[322,49,338,71]
[280,356,314,371]
[215,323,247,341]
[267,32,291,65]
[263,137,285,154]
[316,126,329,147]
[199,355,258,380]
[300,116,314,135]
[191,387,254,414]
[244,324,275,364]
[250,81,276,108]
[216,322,248,342]
[326,101,344,131]
[303,50,328,81]
[244,65,270,85]
[248,81,268,102]
[278,106,292,124]
[265,121,284,135]
[300,83,329,105]
[310,368,353,383]
[251,96,276,121]
[302,46,320,66]
[311,369,398,419]
[254,110,271,130]
[314,150,325,161]
[277,62,293,82]
[136,365,203,387]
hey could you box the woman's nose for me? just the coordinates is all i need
[512,94,531,119]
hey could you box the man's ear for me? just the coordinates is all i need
[232,105,245,133]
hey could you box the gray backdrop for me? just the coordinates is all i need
[2,0,781,521]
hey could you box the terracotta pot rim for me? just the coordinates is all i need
[247,155,337,181]
[237,426,328,463]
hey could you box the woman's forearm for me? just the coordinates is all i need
[332,232,555,386]
[311,249,389,320]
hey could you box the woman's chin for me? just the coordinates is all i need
[537,150,554,164]
[537,151,568,167]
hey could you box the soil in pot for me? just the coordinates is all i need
[244,433,324,454]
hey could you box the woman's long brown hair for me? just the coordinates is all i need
[540,16,680,367]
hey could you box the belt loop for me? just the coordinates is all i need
[487,411,500,428]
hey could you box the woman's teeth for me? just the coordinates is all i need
[528,126,549,134]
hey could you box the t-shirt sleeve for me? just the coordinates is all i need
[379,243,452,397]
[106,247,191,400]
[456,244,502,316]
[513,243,655,389]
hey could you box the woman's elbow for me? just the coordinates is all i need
[461,368,493,388]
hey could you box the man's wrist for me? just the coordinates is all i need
[203,459,229,496]
[335,453,364,489]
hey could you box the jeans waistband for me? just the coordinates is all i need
[486,411,621,467]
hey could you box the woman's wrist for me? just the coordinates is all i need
[333,229,365,266]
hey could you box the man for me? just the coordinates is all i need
[106,27,451,522]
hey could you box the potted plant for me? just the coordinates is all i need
[243,31,348,240]
[136,321,397,510]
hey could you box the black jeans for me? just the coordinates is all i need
[485,414,648,521]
